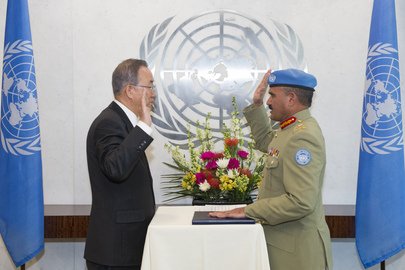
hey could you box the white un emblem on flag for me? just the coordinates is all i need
[361,42,403,155]
[1,40,41,156]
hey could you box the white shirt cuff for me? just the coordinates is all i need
[137,121,153,136]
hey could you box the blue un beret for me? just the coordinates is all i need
[267,68,317,91]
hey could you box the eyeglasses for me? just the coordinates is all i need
[128,84,156,91]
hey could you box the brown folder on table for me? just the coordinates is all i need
[192,211,255,225]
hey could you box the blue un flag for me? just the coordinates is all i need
[0,0,44,267]
[356,0,405,268]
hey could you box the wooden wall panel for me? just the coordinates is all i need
[44,206,355,239]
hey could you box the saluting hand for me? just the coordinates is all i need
[139,88,155,126]
[252,69,272,106]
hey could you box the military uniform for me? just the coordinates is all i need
[244,105,333,270]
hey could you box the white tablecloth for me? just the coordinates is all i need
[141,206,270,270]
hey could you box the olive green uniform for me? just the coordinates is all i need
[244,105,333,270]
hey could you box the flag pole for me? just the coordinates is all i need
[381,261,385,270]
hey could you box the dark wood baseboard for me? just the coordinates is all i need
[325,216,355,238]
[44,205,355,239]
[45,215,89,238]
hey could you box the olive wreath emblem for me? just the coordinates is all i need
[273,21,305,69]
[140,15,307,149]
[3,40,33,61]
[360,43,403,155]
[1,40,41,156]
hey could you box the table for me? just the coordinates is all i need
[141,206,270,270]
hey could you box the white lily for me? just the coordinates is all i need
[198,180,211,192]
[217,158,230,169]
[227,169,239,179]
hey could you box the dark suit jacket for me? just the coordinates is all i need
[84,101,156,266]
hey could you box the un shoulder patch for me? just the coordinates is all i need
[295,149,311,166]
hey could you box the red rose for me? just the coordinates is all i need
[207,177,220,189]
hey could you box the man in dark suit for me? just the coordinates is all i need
[84,59,156,270]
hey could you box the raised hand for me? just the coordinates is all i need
[139,88,154,126]
[252,69,272,106]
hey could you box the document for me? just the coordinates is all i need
[192,210,255,225]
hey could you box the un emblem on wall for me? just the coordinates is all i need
[361,43,403,155]
[140,10,306,148]
[1,40,41,156]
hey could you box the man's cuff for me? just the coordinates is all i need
[137,121,153,136]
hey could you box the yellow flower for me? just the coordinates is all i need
[219,175,237,191]
[181,172,196,190]
[234,175,249,192]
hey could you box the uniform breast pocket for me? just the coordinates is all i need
[265,156,279,169]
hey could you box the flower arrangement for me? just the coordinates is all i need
[163,97,265,203]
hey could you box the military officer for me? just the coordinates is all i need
[210,68,333,270]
